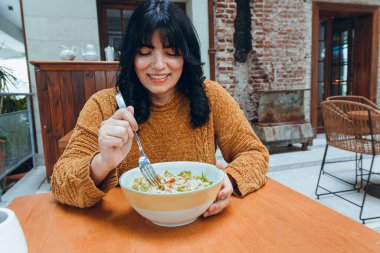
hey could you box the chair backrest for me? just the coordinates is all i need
[321,100,380,155]
[326,95,379,110]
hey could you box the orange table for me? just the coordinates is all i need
[8,179,380,253]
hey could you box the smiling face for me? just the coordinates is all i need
[134,30,184,105]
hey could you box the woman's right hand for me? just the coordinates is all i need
[91,106,138,185]
[97,106,138,170]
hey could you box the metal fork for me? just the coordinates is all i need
[115,92,162,187]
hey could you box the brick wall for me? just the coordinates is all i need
[215,0,237,93]
[214,0,380,123]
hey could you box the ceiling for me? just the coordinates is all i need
[0,0,25,59]
[0,0,21,28]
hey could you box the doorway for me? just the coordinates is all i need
[312,3,380,133]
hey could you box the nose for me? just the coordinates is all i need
[151,52,166,70]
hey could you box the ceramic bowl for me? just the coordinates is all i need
[119,161,224,227]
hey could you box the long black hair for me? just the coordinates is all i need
[116,0,210,128]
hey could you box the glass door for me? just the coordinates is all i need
[316,17,355,132]
[330,18,355,97]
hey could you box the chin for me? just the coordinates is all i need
[147,85,174,94]
[150,90,170,96]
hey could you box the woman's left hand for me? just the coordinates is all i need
[203,162,233,217]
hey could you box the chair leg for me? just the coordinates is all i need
[359,154,364,189]
[359,155,380,224]
[355,153,363,191]
[315,145,328,199]
[315,145,363,202]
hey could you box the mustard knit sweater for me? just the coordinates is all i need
[51,80,269,207]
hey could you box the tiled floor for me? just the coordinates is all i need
[1,134,380,231]
[0,165,49,207]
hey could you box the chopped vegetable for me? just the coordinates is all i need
[132,170,213,193]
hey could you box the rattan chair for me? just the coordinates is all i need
[316,100,380,223]
[326,95,379,109]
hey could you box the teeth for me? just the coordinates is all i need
[149,74,168,79]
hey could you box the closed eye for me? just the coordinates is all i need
[137,47,152,56]
[165,48,180,56]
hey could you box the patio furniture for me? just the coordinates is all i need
[31,61,119,179]
[316,100,380,223]
[8,178,380,253]
[326,95,379,109]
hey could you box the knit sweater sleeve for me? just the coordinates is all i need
[205,81,269,197]
[51,89,120,208]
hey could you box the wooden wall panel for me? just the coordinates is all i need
[71,71,85,119]
[106,71,117,88]
[83,71,97,101]
[47,72,65,164]
[31,61,119,178]
[35,71,55,173]
[59,71,76,133]
[95,71,107,91]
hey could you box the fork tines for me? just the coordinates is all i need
[142,165,162,187]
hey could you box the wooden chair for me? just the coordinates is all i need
[326,95,379,109]
[316,100,380,223]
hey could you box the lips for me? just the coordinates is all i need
[147,74,170,83]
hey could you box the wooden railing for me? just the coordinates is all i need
[31,61,119,179]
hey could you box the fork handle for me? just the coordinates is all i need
[117,92,144,155]
[116,92,127,109]
[134,132,145,154]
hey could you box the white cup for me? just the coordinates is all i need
[0,208,28,253]
[104,46,115,61]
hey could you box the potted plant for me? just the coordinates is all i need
[0,65,18,113]
[0,41,20,113]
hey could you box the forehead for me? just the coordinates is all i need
[138,28,178,48]
[146,31,163,47]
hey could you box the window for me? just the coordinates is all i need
[97,0,186,61]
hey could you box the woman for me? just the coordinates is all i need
[51,0,269,217]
